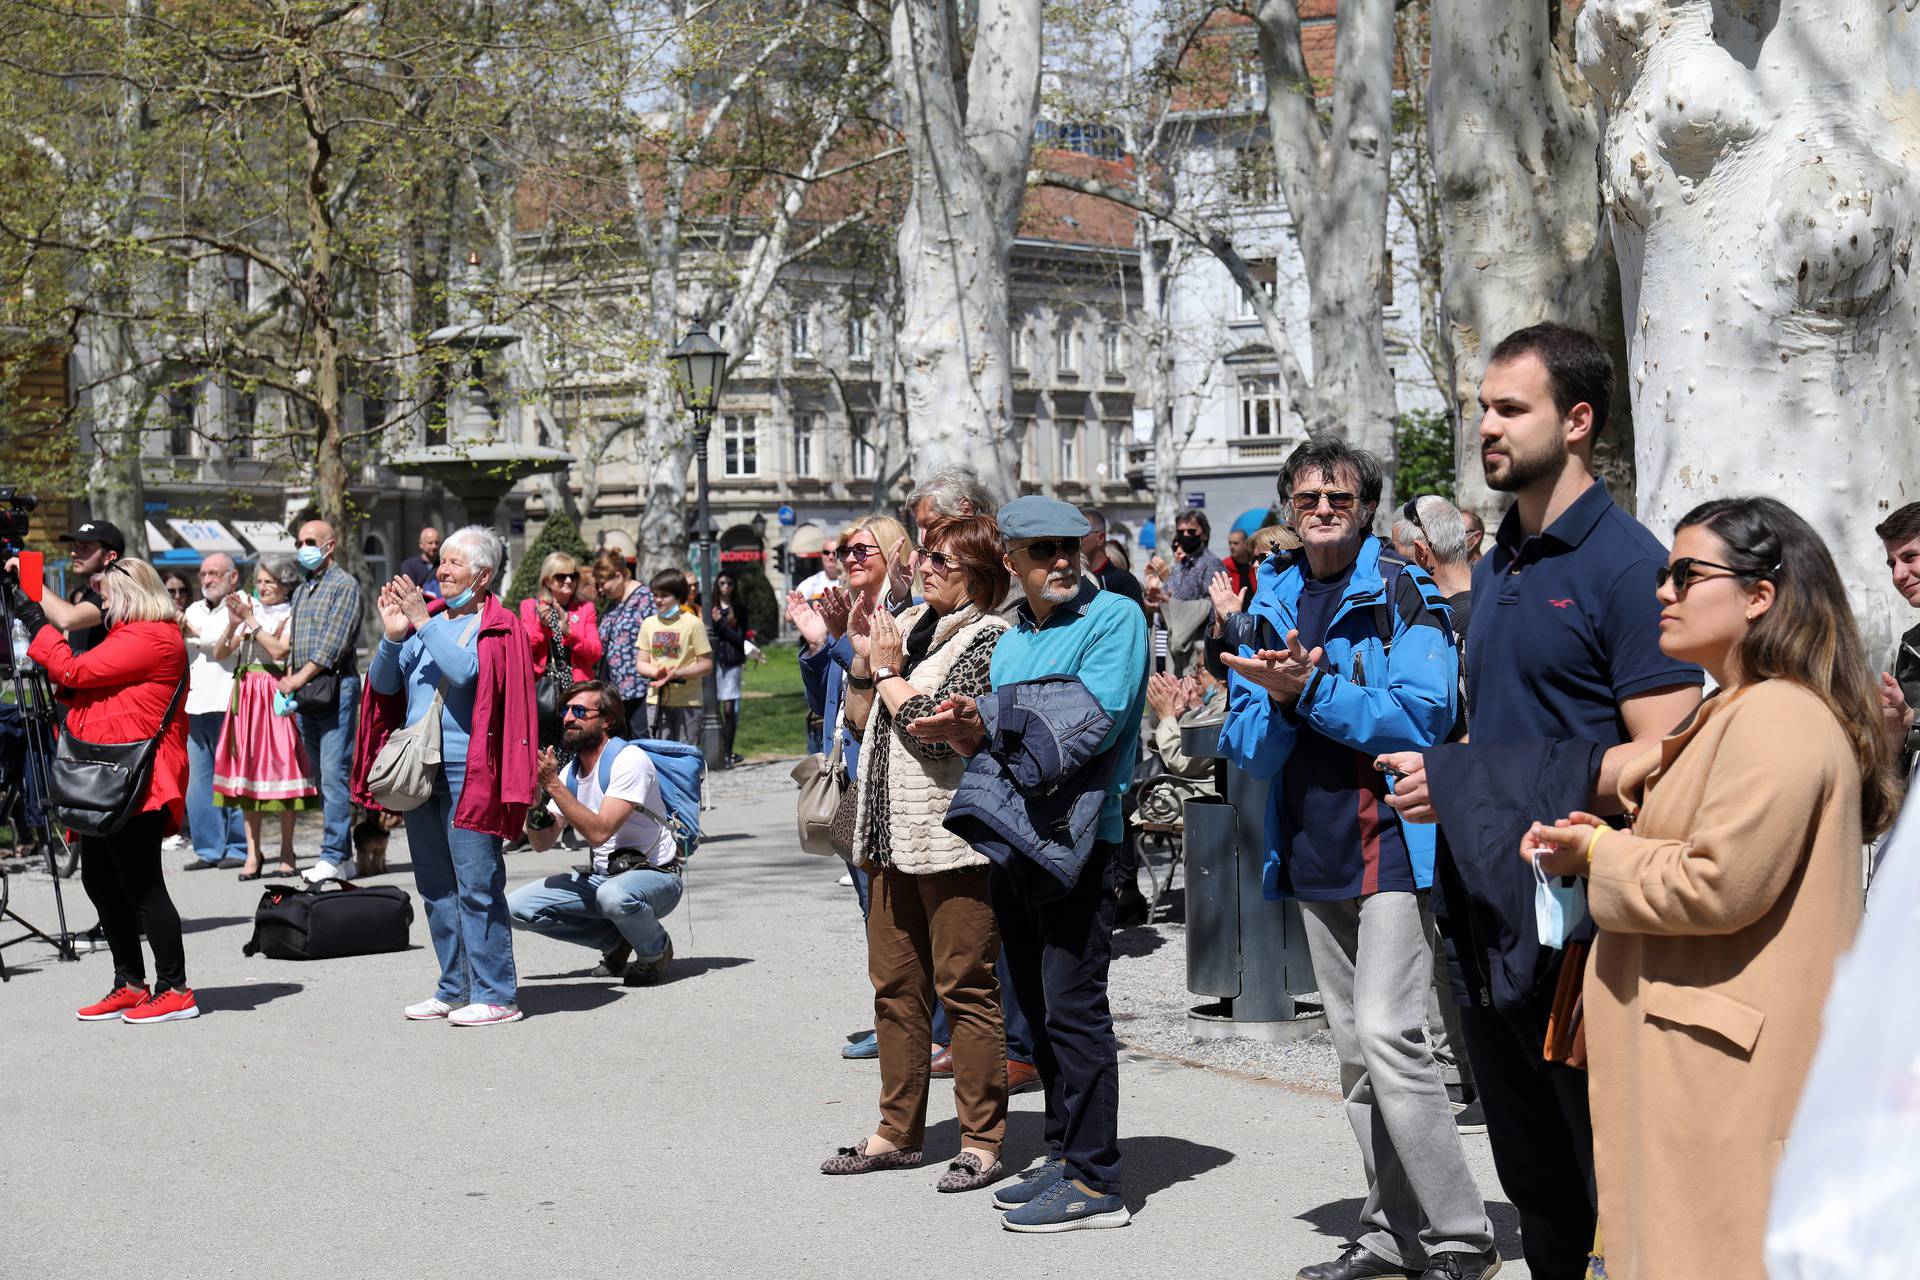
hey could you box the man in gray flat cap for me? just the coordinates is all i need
[908,495,1148,1232]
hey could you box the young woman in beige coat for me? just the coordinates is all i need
[1527,496,1898,1280]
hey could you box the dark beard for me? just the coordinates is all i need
[1484,433,1567,493]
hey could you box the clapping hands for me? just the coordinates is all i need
[786,590,829,650]
[377,575,430,642]
[905,694,987,755]
[1208,570,1243,620]
[1219,627,1323,707]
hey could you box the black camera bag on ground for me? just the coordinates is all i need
[243,880,413,960]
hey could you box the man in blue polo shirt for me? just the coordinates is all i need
[909,495,1146,1233]
[1382,323,1702,1280]
[1221,441,1494,1280]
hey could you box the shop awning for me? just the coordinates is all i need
[165,518,247,556]
[144,521,174,551]
[787,523,826,557]
[234,520,295,552]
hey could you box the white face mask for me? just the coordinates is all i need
[1533,855,1588,950]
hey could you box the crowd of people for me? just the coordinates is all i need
[7,317,1914,1273]
[5,521,752,1023]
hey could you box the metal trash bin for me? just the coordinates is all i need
[1179,716,1324,1042]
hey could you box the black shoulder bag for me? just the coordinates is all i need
[49,669,190,837]
[534,606,573,749]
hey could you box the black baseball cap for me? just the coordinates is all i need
[59,520,126,554]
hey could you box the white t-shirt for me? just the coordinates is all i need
[795,569,840,600]
[183,597,239,714]
[551,743,677,874]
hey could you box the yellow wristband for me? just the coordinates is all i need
[1582,824,1606,869]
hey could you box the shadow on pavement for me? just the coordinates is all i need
[1111,927,1168,959]
[180,915,252,935]
[516,983,627,1016]
[1118,1133,1235,1211]
[200,981,304,1013]
[1298,1196,1523,1260]
[668,955,752,981]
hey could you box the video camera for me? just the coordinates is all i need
[0,487,34,563]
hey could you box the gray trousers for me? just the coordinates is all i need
[1428,946,1473,1091]
[1300,892,1493,1268]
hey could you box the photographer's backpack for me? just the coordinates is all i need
[243,880,414,961]
[568,736,706,860]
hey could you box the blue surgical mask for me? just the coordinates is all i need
[1533,855,1588,950]
[657,603,681,621]
[296,545,327,572]
[443,572,487,612]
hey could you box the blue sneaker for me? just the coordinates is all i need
[991,1158,1064,1210]
[1000,1176,1131,1233]
[840,1031,879,1060]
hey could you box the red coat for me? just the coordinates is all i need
[351,594,539,839]
[517,596,602,682]
[29,619,191,835]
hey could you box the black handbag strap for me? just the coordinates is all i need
[156,664,189,738]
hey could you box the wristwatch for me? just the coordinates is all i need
[846,670,875,690]
[873,666,900,683]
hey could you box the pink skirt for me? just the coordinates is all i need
[214,667,318,811]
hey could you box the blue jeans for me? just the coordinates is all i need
[404,770,517,1005]
[186,711,245,863]
[297,675,360,866]
[931,943,1035,1064]
[507,867,681,963]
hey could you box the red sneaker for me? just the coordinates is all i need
[76,984,150,1021]
[121,987,200,1025]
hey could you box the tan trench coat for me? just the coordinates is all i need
[1584,679,1863,1280]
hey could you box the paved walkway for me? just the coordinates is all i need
[1,770,1527,1280]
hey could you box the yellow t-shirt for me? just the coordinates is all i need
[638,611,712,708]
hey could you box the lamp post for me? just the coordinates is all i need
[668,324,730,771]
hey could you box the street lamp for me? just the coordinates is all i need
[669,324,731,771]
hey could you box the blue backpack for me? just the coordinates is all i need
[565,736,706,860]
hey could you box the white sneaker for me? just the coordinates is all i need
[837,871,853,887]
[161,834,185,853]
[303,857,357,884]
[404,997,456,1021]
[448,1002,524,1027]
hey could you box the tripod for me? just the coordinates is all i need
[0,598,83,982]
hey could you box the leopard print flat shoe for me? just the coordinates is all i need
[935,1150,1005,1193]
[820,1138,924,1175]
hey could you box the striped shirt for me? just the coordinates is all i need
[290,563,365,674]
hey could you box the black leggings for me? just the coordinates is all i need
[80,808,187,992]
[720,699,739,757]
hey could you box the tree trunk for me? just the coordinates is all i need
[889,0,1042,506]
[1577,0,1920,659]
[1253,0,1401,490]
[1430,0,1622,523]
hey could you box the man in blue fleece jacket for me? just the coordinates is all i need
[911,494,1146,1233]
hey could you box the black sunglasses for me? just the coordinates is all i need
[1014,538,1077,563]
[1401,498,1425,532]
[1655,557,1768,596]
[1290,490,1358,513]
[550,572,579,583]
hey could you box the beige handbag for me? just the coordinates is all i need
[366,612,481,812]
[790,727,850,857]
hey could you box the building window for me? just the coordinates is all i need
[1058,423,1079,481]
[1238,375,1284,438]
[848,314,869,362]
[1105,424,1127,481]
[228,388,255,459]
[1018,417,1037,481]
[223,254,249,308]
[1232,54,1265,108]
[166,387,194,457]
[1055,324,1077,374]
[722,413,759,477]
[1011,323,1029,370]
[1102,324,1124,375]
[792,412,816,478]
[363,393,388,435]
[1230,145,1278,205]
[1233,259,1279,321]
[850,413,875,477]
[789,307,812,359]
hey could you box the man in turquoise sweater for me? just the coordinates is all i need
[914,495,1147,1232]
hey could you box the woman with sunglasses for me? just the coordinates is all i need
[366,526,538,1027]
[1524,496,1895,1280]
[709,570,748,766]
[821,513,1012,1191]
[518,552,603,687]
[162,570,193,622]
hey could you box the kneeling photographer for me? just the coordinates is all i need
[12,557,197,1024]
[507,681,680,987]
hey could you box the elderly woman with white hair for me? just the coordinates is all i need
[359,525,540,1027]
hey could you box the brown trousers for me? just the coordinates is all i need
[867,864,1008,1154]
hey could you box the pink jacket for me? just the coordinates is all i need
[517,596,602,682]
[351,594,538,839]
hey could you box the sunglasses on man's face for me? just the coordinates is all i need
[298,537,328,548]
[1014,539,1077,563]
[563,704,602,720]
[1290,490,1358,513]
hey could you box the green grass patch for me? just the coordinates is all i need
[734,642,812,761]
